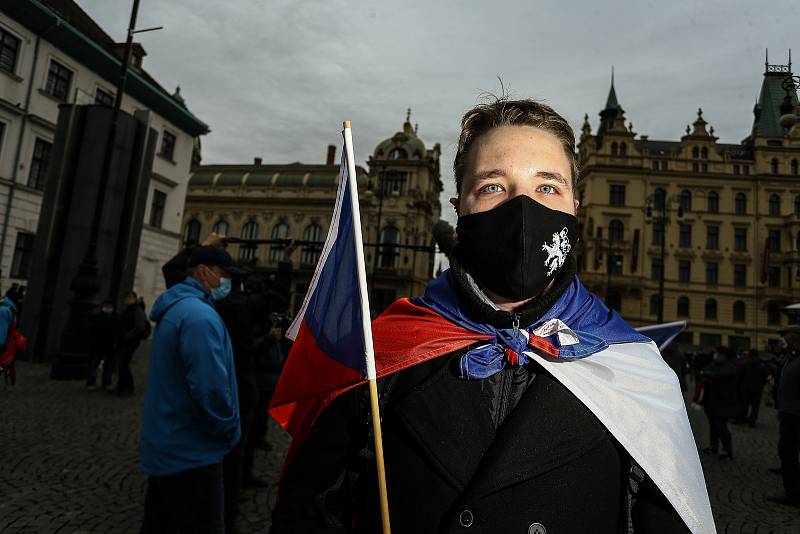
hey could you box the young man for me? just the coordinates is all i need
[270,98,714,533]
[140,246,244,534]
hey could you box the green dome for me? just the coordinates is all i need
[374,121,426,159]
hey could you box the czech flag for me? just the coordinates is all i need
[635,320,687,351]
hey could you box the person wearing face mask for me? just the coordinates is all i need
[140,245,244,534]
[698,346,737,459]
[767,325,800,507]
[270,98,713,534]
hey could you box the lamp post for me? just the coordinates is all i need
[645,191,684,323]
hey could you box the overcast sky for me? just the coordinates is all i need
[81,0,799,226]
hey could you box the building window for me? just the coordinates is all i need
[733,301,746,322]
[609,185,626,206]
[699,333,722,348]
[607,254,623,275]
[735,192,747,215]
[795,194,800,215]
[388,148,407,160]
[653,188,666,210]
[679,260,691,283]
[619,143,627,156]
[706,225,719,249]
[771,158,779,175]
[729,336,751,351]
[679,190,692,212]
[706,262,718,285]
[95,88,114,106]
[609,219,624,241]
[692,147,699,159]
[705,298,717,320]
[769,194,781,216]
[652,221,664,246]
[733,164,740,175]
[301,224,322,266]
[159,131,176,161]
[768,266,780,288]
[378,226,400,269]
[692,162,699,173]
[611,142,618,156]
[149,190,166,228]
[239,221,259,260]
[212,220,229,236]
[734,227,747,251]
[701,147,708,159]
[184,219,201,246]
[797,232,800,252]
[269,222,290,262]
[679,224,692,248]
[734,264,746,287]
[700,163,708,173]
[45,59,73,101]
[768,303,781,325]
[0,27,21,74]
[743,165,750,175]
[651,257,662,281]
[660,160,668,171]
[9,232,34,279]
[792,159,799,176]
[28,138,52,190]
[768,229,781,252]
[651,160,658,170]
[381,171,407,195]
[677,296,690,317]
[649,294,661,316]
[707,191,719,213]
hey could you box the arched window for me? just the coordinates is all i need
[654,187,666,210]
[707,191,719,213]
[691,147,699,159]
[680,189,692,212]
[677,296,690,317]
[705,298,717,320]
[269,223,290,262]
[792,159,799,176]
[184,219,201,247]
[301,224,323,265]
[619,143,627,156]
[769,194,781,216]
[733,301,746,322]
[212,220,229,236]
[771,158,779,175]
[239,221,259,260]
[735,192,747,215]
[700,147,708,160]
[649,294,661,316]
[378,226,400,269]
[388,147,407,160]
[610,142,618,156]
[609,219,624,241]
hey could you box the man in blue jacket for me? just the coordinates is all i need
[140,246,244,534]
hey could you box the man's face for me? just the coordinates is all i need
[452,126,577,217]
[199,265,227,289]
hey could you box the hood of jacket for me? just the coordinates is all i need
[149,277,212,323]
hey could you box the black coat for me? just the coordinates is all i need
[700,359,738,417]
[117,303,146,349]
[271,349,689,534]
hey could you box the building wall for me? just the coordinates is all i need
[577,99,800,351]
[0,11,200,309]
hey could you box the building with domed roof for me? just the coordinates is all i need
[183,114,443,314]
[577,58,800,352]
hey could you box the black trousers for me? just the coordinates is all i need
[116,344,138,392]
[740,390,762,424]
[706,413,732,454]
[778,413,800,499]
[140,462,225,534]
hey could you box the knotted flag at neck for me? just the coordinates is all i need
[414,271,651,380]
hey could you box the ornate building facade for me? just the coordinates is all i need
[183,117,442,315]
[577,60,800,351]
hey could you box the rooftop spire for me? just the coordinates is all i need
[605,66,620,110]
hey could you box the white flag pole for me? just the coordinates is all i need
[343,121,391,534]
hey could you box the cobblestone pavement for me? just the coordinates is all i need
[1,354,799,533]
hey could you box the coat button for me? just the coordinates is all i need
[458,509,474,528]
[528,523,547,534]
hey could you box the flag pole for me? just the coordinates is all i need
[343,121,392,534]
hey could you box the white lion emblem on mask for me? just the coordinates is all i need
[542,227,571,276]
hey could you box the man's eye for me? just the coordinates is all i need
[481,184,504,194]
[537,184,557,195]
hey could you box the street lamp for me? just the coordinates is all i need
[645,191,684,324]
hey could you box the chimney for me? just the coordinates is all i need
[253,157,262,166]
[326,145,336,165]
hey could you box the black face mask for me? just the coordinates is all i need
[454,195,578,301]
